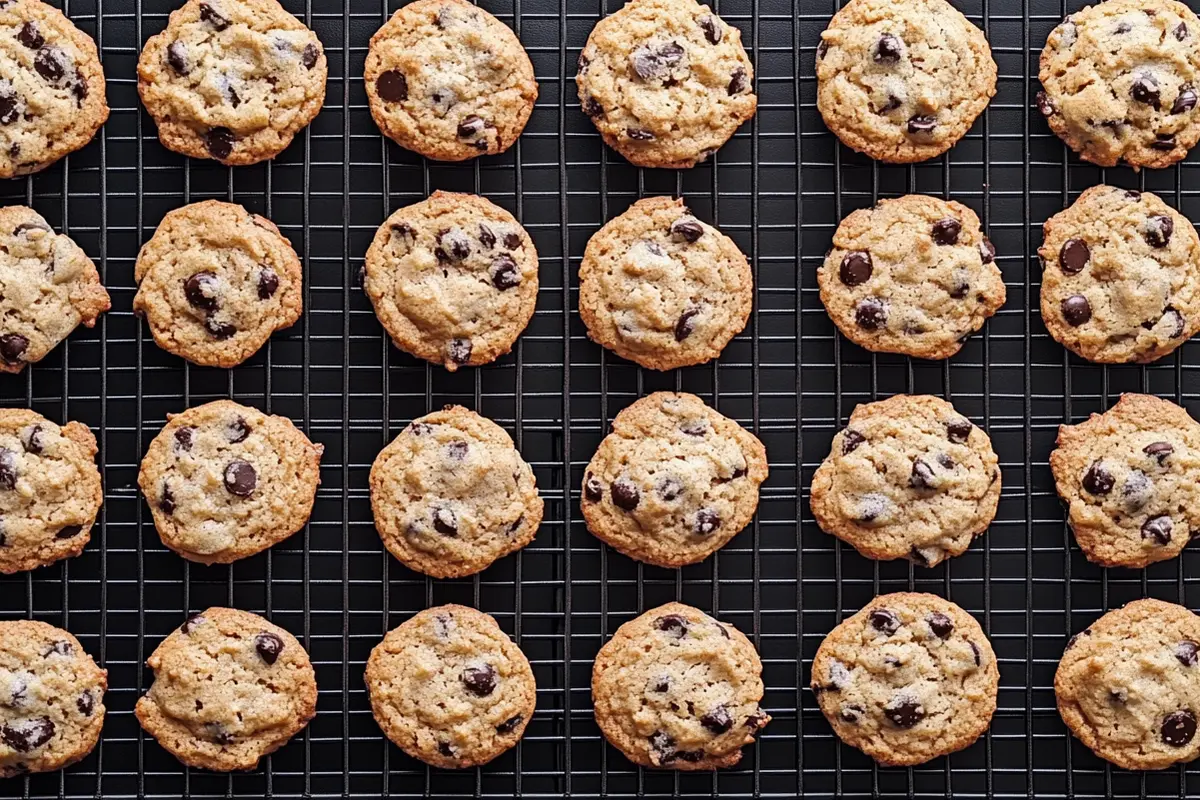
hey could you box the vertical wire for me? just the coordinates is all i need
[557,0,573,791]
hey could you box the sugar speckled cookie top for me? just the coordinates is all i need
[135,607,317,772]
[363,191,538,371]
[138,399,322,565]
[816,0,996,163]
[1038,0,1200,170]
[575,0,757,169]
[370,406,542,579]
[0,0,108,177]
[582,392,767,568]
[818,194,1005,359]
[811,592,998,766]
[1056,598,1200,771]
[137,0,327,165]
[810,394,1001,567]
[0,206,110,373]
[578,197,752,371]
[364,0,537,161]
[365,604,536,769]
[0,409,101,575]
[592,602,769,770]
[0,620,106,778]
[1039,185,1200,364]
[133,200,303,368]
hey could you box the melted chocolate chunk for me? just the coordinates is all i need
[1131,73,1161,108]
[842,429,866,454]
[254,632,283,664]
[20,425,42,455]
[457,115,486,140]
[699,15,722,45]
[302,43,320,70]
[490,254,520,290]
[0,717,53,752]
[1145,215,1174,248]
[77,691,94,716]
[1144,441,1174,463]
[56,525,81,539]
[727,67,748,95]
[0,91,19,126]
[946,417,973,443]
[926,612,954,639]
[204,317,236,340]
[1082,461,1114,494]
[631,41,685,81]
[204,127,234,160]
[670,217,704,243]
[257,268,279,300]
[907,114,936,133]
[1176,640,1199,667]
[0,448,16,490]
[159,483,175,514]
[909,459,935,490]
[626,128,655,141]
[978,238,996,264]
[184,271,220,311]
[461,663,498,696]
[869,608,900,635]
[700,704,733,734]
[181,614,206,634]
[16,22,42,50]
[1142,515,1173,545]
[1036,91,1057,117]
[883,694,923,728]
[1174,85,1198,114]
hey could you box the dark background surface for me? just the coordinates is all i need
[1,0,1199,797]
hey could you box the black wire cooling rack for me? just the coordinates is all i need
[5,0,1200,797]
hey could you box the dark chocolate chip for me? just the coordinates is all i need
[873,33,902,63]
[436,228,471,261]
[694,508,720,535]
[1082,461,1114,494]
[656,476,683,501]
[842,429,866,454]
[302,42,319,69]
[932,218,962,245]
[445,440,468,461]
[1146,215,1174,248]
[817,40,828,59]
[476,223,497,250]
[254,632,283,664]
[681,419,707,436]
[649,730,677,761]
[56,525,81,539]
[159,483,175,515]
[490,254,520,290]
[462,663,498,696]
[674,307,700,341]
[700,704,732,734]
[204,317,236,340]
[0,333,28,364]
[46,640,72,657]
[969,640,982,667]
[699,15,722,44]
[1059,238,1090,273]
[839,704,864,723]
[1176,640,1199,667]
[1142,515,1173,545]
[0,717,53,752]
[257,268,279,300]
[1061,295,1091,326]
[433,506,458,536]
[869,608,900,635]
[181,614,206,634]
[744,708,769,729]
[1152,133,1178,151]
[1163,306,1186,338]
[727,67,748,95]
[0,449,16,490]
[376,70,408,102]
[1036,90,1057,117]
[907,114,936,133]
[1145,441,1174,463]
[77,691,94,716]
[199,3,230,30]
[223,460,256,496]
[204,723,233,744]
[1177,86,1199,114]
[631,41,685,81]
[448,338,472,365]
[227,417,250,443]
[926,612,954,638]
[33,47,64,83]
[16,22,43,50]
[910,459,935,490]
[670,217,704,243]
[1132,73,1161,107]
[854,298,886,329]
[657,614,687,638]
[457,115,486,139]
[1177,21,1190,40]
[612,477,640,510]
[856,493,888,523]
[204,127,234,160]
[20,425,42,455]
[1121,470,1152,510]
[626,127,655,141]
[584,473,603,502]
[1162,710,1196,747]
[496,714,522,734]
[979,238,996,264]
[0,92,18,126]
[1116,21,1131,33]
[883,694,923,728]
[946,418,973,443]
[437,741,454,757]
[184,271,220,311]
[503,232,521,250]
[839,251,872,285]
[582,95,604,117]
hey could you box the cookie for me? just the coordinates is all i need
[364,0,537,161]
[1050,393,1200,569]
[1039,185,1200,364]
[0,409,102,575]
[581,392,767,568]
[0,0,108,177]
[135,607,317,772]
[811,592,998,766]
[362,191,538,372]
[137,0,327,166]
[592,602,770,770]
[137,400,322,565]
[1056,598,1200,771]
[132,200,303,368]
[370,406,542,579]
[0,620,106,778]
[0,206,110,373]
[578,197,752,371]
[818,194,1005,359]
[365,604,536,769]
[575,0,757,169]
[1038,0,1200,170]
[816,0,996,163]
[810,394,1001,567]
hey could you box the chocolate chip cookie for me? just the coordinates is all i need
[1056,598,1200,771]
[0,620,106,778]
[581,392,767,568]
[133,200,303,368]
[575,0,757,169]
[1050,393,1200,569]
[592,602,770,770]
[137,0,327,166]
[811,592,998,766]
[0,409,102,575]
[135,607,317,772]
[362,191,538,372]
[818,194,1005,359]
[365,604,536,769]
[0,0,108,177]
[1038,0,1200,170]
[810,394,1001,567]
[1039,185,1200,364]
[578,197,752,371]
[364,0,537,161]
[0,206,110,373]
[816,0,996,163]
[370,406,542,579]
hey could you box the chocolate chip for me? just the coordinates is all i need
[656,476,683,501]
[17,22,42,50]
[1162,710,1196,747]
[496,714,523,734]
[670,217,704,243]
[56,525,81,539]
[1036,90,1057,117]
[173,426,195,452]
[631,41,685,81]
[503,232,521,250]
[909,459,935,490]
[1162,306,1186,338]
[199,3,230,30]
[0,92,18,126]
[873,33,902,63]
[490,254,520,290]
[376,70,407,102]
[727,67,748,95]
[204,127,234,160]
[946,418,973,443]
[1082,461,1114,495]
[433,506,458,535]
[1061,295,1091,326]
[0,449,16,490]
[184,271,219,311]
[907,114,936,133]
[1121,470,1153,510]
[1142,515,1173,545]
[840,704,864,723]
[0,333,28,364]
[626,128,656,141]
[20,425,42,455]
[1152,133,1177,151]
[204,723,233,745]
[817,40,828,59]
[1115,21,1131,34]
[1176,21,1190,40]
[584,473,603,502]
[46,640,72,657]
[1176,640,1199,666]
[182,614,206,634]
[694,508,720,535]
[700,705,732,734]
[302,42,319,69]
[448,338,472,365]
[612,477,640,510]
[839,251,872,285]
[854,298,886,329]
[869,608,900,635]
[1145,441,1174,463]
[159,483,175,514]
[649,730,677,761]
[842,429,866,454]
[1066,628,1090,650]
[932,218,962,245]
[744,708,769,729]
[76,691,94,716]
[1132,73,1161,107]
[582,95,604,117]
[926,612,954,638]
[457,115,486,140]
[1059,238,1090,273]
[857,493,889,523]
[461,663,498,696]
[674,307,700,341]
[969,640,982,667]
[445,440,468,461]
[1146,215,1174,248]
[978,238,996,264]
[227,417,250,443]
[254,632,283,664]
[1,717,53,752]
[257,268,279,300]
[699,15,722,44]
[205,317,236,340]
[33,47,65,84]
[883,694,923,728]
[657,614,687,638]
[223,460,256,496]
[681,419,708,437]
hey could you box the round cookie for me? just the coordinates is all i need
[818,195,1005,359]
[132,200,303,368]
[134,607,317,772]
[362,191,538,372]
[810,394,1001,567]
[1039,185,1200,364]
[0,0,108,178]
[137,400,322,565]
[1038,0,1200,170]
[578,197,752,371]
[816,0,996,163]
[370,406,542,579]
[137,0,327,166]
[575,0,757,169]
[365,604,536,769]
[0,620,106,778]
[811,592,998,766]
[581,392,767,568]
[592,602,770,770]
[0,409,102,575]
[1056,598,1200,771]
[1050,394,1200,569]
[364,0,537,161]
[0,206,110,373]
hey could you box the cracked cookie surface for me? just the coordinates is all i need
[365,604,536,769]
[811,592,998,766]
[810,394,1001,567]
